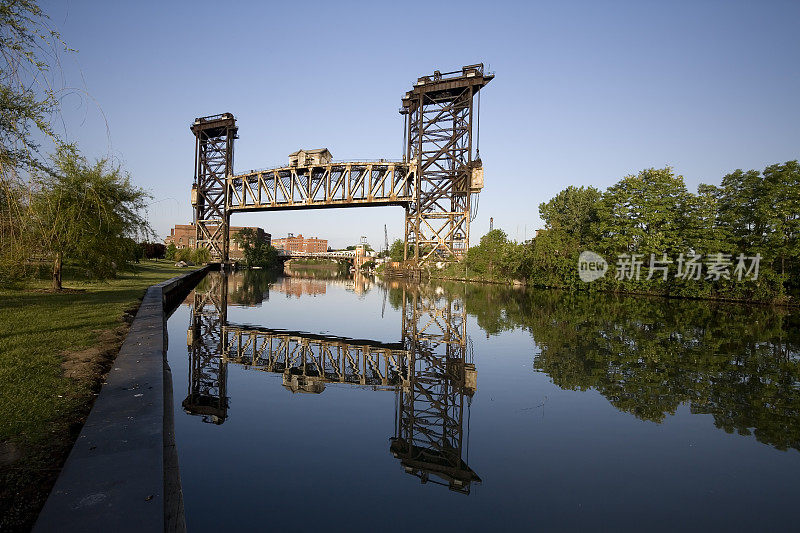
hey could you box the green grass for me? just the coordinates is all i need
[0,259,196,529]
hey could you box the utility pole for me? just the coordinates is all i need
[489,217,493,231]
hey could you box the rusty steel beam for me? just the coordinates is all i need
[226,161,416,212]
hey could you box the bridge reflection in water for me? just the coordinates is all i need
[183,271,481,494]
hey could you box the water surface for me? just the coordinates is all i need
[166,271,800,531]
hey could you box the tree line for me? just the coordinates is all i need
[0,1,154,289]
[453,163,800,303]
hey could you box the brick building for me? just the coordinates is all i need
[165,224,271,260]
[272,233,328,254]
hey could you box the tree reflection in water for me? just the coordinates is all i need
[409,281,800,452]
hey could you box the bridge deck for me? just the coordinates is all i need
[227,161,415,212]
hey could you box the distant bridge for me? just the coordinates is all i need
[277,248,377,269]
[278,250,357,259]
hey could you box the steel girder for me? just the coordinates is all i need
[227,162,415,212]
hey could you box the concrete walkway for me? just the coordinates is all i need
[34,266,210,533]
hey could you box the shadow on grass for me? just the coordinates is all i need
[0,260,197,531]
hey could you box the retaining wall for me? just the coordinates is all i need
[34,265,211,533]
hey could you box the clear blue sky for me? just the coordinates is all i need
[43,0,800,248]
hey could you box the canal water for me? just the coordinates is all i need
[166,270,800,531]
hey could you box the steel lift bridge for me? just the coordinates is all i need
[190,64,493,265]
[184,272,481,494]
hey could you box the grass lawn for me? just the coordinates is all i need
[0,259,197,530]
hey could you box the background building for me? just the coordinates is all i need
[165,224,271,260]
[272,233,328,254]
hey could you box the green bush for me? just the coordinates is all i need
[165,243,177,260]
[192,247,211,264]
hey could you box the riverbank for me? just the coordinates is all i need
[424,269,798,307]
[0,260,198,531]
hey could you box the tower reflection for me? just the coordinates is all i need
[183,271,480,493]
[183,271,228,424]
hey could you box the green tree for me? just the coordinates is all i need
[32,146,152,290]
[165,242,177,260]
[192,247,211,264]
[388,239,405,262]
[704,162,798,299]
[710,168,766,254]
[466,229,514,278]
[0,0,72,280]
[539,185,602,244]
[596,167,694,257]
[234,228,279,268]
[527,228,583,288]
[762,161,800,281]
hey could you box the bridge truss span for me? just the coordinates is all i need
[226,161,416,212]
[222,325,411,391]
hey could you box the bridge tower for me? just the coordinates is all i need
[190,114,238,262]
[401,64,493,263]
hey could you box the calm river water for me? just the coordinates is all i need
[166,270,800,531]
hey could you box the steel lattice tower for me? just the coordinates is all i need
[401,64,493,263]
[191,114,238,262]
